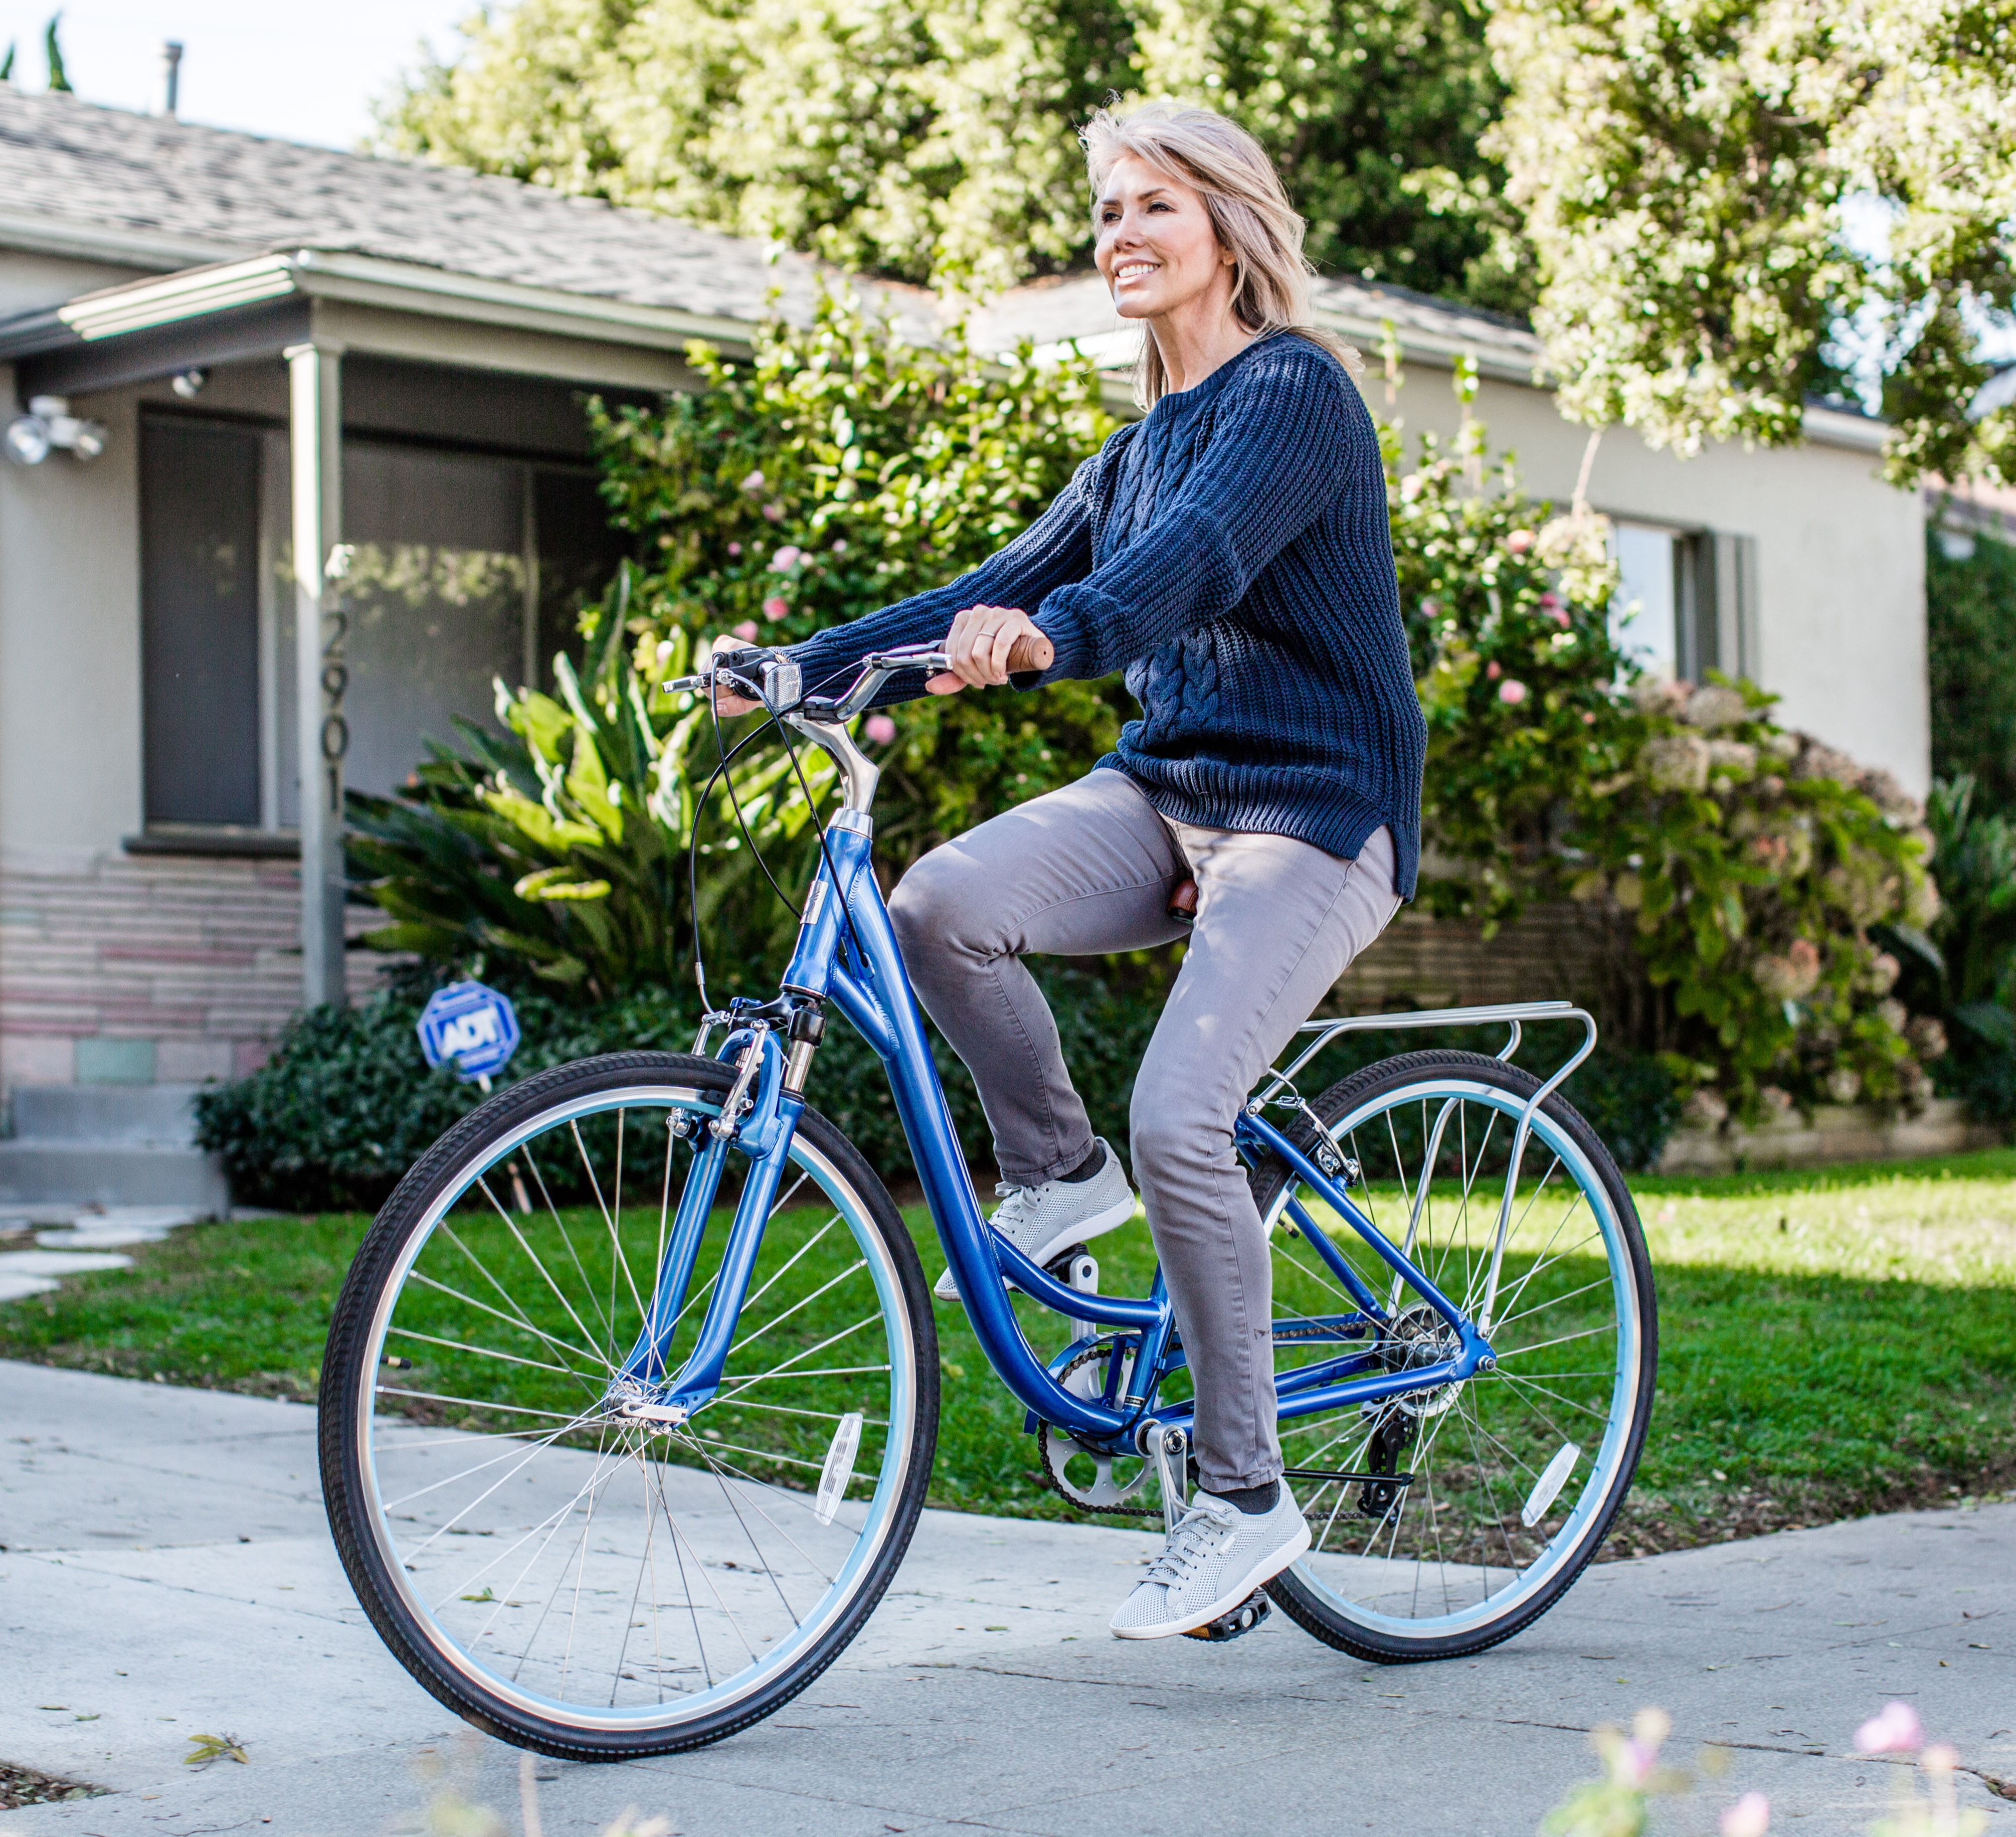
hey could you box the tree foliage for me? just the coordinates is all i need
[375,0,1518,304]
[1487,0,2016,485]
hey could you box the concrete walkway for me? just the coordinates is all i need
[0,1360,2009,1837]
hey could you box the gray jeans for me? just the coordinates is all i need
[887,768,1400,1492]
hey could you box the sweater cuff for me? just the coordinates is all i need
[1020,585,1106,688]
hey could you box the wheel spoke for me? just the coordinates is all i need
[1261,1070,1647,1648]
[336,1078,921,1744]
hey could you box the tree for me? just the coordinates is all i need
[374,0,1520,304]
[1487,0,2016,485]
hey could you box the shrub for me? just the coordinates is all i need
[1927,525,2016,812]
[1384,368,1941,1122]
[347,568,834,1005]
[1580,678,1939,1120]
[1890,775,2016,1125]
[197,972,1682,1206]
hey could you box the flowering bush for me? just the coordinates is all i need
[1581,678,1939,1120]
[591,282,1124,877]
[1388,373,1941,1123]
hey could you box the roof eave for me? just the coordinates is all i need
[0,247,768,377]
[0,206,243,274]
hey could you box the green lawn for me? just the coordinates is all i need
[3,1145,2012,1553]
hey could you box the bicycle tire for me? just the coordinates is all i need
[319,1051,938,1758]
[1248,1049,1657,1664]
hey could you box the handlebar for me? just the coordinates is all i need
[664,631,1055,725]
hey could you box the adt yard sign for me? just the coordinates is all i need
[417,981,521,1083]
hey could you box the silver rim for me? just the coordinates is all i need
[348,1080,918,1732]
[1263,1076,1643,1640]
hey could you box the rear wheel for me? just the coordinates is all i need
[1250,1049,1656,1662]
[320,1051,937,1757]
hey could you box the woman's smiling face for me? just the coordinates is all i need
[1094,154,1231,321]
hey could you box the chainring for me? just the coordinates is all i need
[1034,1344,1159,1519]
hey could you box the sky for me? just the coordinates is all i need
[0,1,470,149]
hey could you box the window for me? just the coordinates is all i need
[1608,522,1679,680]
[141,407,630,837]
[1607,520,1760,685]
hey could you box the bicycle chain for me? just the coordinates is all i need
[1033,1345,1161,1520]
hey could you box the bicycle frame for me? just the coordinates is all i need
[613,661,1592,1459]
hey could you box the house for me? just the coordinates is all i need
[0,90,1931,1201]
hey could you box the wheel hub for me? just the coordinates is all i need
[1380,1304,1462,1419]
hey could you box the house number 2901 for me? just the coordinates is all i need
[321,543,354,816]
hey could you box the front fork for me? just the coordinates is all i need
[606,1001,825,1425]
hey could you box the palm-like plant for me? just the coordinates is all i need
[1920,775,2016,1050]
[347,565,834,1003]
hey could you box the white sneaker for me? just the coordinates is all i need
[934,1139,1135,1302]
[1109,1487,1310,1640]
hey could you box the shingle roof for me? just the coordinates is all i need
[971,273,1542,379]
[0,87,817,324]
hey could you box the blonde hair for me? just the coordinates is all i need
[1080,101,1361,407]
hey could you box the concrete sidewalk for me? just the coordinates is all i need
[1,1360,2009,1837]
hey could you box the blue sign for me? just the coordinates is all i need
[417,981,521,1083]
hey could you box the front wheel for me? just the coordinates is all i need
[1250,1049,1657,1663]
[319,1052,938,1757]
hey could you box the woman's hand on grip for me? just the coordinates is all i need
[928,605,1053,694]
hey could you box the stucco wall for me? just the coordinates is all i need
[1386,365,1930,795]
[0,370,143,859]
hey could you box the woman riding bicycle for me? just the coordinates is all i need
[719,101,1427,1640]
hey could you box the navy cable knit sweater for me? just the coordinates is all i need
[790,331,1428,898]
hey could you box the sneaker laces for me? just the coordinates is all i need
[1142,1499,1237,1589]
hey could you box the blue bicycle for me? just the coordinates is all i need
[321,642,1658,1759]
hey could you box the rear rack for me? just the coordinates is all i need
[1250,1000,1600,1339]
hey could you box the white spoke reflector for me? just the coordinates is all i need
[1520,1442,1580,1528]
[814,1412,864,1526]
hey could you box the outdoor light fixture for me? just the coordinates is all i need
[3,396,109,467]
[171,368,207,399]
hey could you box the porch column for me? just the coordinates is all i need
[285,340,347,1008]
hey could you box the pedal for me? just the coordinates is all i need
[1181,1589,1271,1642]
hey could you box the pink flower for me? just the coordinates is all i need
[761,596,788,621]
[1420,597,1442,617]
[1548,603,1571,627]
[1582,710,1597,725]
[864,713,897,745]
[1539,591,1560,608]
[1499,679,1528,706]
[1921,1744,1959,1774]
[763,502,785,523]
[727,541,743,558]
[740,469,765,493]
[1719,1791,1770,1836]
[769,546,802,571]
[1615,1738,1660,1788]
[1486,660,1502,680]
[1855,1703,1923,1755]
[731,619,759,641]
[831,540,848,554]
[1507,529,1534,554]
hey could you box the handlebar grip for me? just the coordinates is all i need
[1005,632,1054,675]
